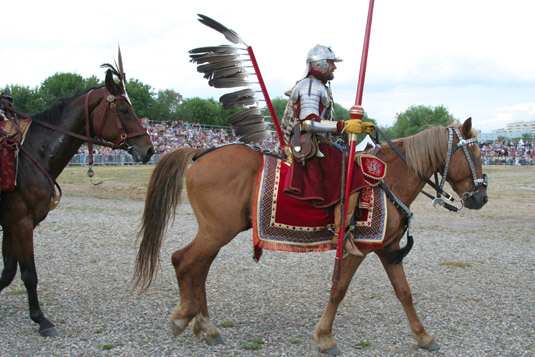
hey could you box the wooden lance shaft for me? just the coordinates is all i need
[333,0,375,287]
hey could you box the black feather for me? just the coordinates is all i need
[227,107,261,124]
[234,122,266,137]
[189,53,240,64]
[196,60,244,75]
[209,76,250,89]
[241,131,270,143]
[197,14,243,45]
[189,45,238,54]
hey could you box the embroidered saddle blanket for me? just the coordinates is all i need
[252,156,387,256]
[0,118,32,191]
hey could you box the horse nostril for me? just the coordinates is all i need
[483,195,488,204]
[148,147,155,157]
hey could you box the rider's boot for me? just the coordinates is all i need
[331,191,363,257]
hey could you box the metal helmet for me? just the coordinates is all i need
[306,45,342,75]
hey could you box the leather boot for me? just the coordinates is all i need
[331,192,363,257]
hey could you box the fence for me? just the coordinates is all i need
[68,153,162,166]
[67,153,533,167]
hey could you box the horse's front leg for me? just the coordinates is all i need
[0,230,19,291]
[377,253,440,351]
[315,254,365,356]
[12,221,58,337]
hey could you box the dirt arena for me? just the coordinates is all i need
[0,165,533,356]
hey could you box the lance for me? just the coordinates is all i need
[332,0,375,290]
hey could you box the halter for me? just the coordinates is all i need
[425,127,489,211]
[374,126,488,213]
[84,86,148,166]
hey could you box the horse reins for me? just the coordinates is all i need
[373,126,488,213]
[3,86,149,204]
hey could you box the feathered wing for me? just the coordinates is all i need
[189,14,271,144]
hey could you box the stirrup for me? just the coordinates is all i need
[343,238,363,257]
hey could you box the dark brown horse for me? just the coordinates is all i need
[0,65,154,337]
[135,118,487,354]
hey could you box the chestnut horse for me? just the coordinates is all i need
[0,65,154,337]
[135,118,487,354]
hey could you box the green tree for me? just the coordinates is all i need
[176,97,228,126]
[39,72,93,107]
[125,79,155,120]
[521,133,534,142]
[388,105,454,138]
[1,84,44,114]
[151,89,182,123]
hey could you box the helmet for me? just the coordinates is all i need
[306,45,342,75]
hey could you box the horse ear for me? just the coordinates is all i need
[448,117,454,126]
[104,69,121,95]
[462,117,472,137]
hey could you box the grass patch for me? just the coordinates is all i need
[57,165,155,201]
[220,320,235,328]
[6,290,26,296]
[101,343,116,350]
[288,337,302,344]
[356,341,372,349]
[243,338,264,350]
[441,261,472,268]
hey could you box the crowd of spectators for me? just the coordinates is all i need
[77,120,276,156]
[76,121,534,166]
[481,140,534,165]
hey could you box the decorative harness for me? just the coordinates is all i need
[374,126,488,220]
[2,86,149,207]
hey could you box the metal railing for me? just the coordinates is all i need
[68,153,162,166]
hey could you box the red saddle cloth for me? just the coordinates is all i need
[0,119,32,191]
[252,156,387,257]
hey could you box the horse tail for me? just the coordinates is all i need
[385,232,414,265]
[134,147,201,292]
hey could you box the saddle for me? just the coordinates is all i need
[252,155,387,260]
[1,102,32,191]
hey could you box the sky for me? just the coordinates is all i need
[1,0,534,133]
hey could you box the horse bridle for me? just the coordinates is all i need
[3,86,149,206]
[374,126,488,213]
[432,127,488,208]
[83,86,148,166]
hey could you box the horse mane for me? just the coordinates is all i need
[30,88,96,125]
[402,122,476,174]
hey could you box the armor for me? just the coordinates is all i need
[290,76,330,120]
[306,45,342,75]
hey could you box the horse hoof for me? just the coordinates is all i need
[171,321,182,337]
[39,326,59,337]
[421,340,440,351]
[320,345,343,356]
[205,335,225,346]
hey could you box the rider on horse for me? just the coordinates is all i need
[281,45,383,257]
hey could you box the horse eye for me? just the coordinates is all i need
[120,108,130,115]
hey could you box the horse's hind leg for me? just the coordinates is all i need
[170,238,223,345]
[376,252,439,351]
[0,231,19,291]
[12,222,59,337]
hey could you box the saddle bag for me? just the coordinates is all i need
[290,125,318,163]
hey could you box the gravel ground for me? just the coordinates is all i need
[1,168,534,356]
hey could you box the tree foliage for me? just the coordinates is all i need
[1,71,458,135]
[39,72,97,108]
[384,105,454,139]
